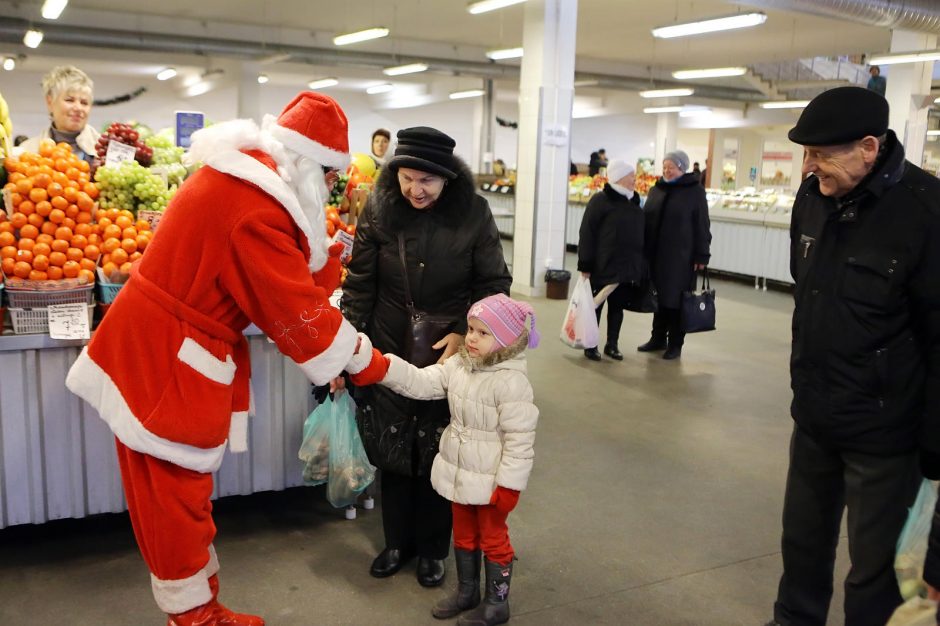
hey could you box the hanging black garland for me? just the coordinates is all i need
[94,87,147,107]
[496,116,518,129]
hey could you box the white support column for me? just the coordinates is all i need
[512,0,578,296]
[655,112,678,169]
[238,62,263,122]
[885,29,937,167]
[479,79,496,174]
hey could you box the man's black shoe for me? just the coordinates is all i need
[584,348,602,361]
[637,339,667,352]
[370,548,414,578]
[417,557,446,587]
[662,345,682,360]
[604,345,624,360]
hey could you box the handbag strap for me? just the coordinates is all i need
[397,232,417,312]
[691,267,711,291]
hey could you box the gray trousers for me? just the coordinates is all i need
[773,425,920,626]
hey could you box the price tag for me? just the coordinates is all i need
[48,303,90,340]
[500,186,511,194]
[332,229,355,263]
[149,165,170,185]
[175,111,205,149]
[137,210,164,231]
[2,187,12,214]
[105,140,137,167]
[582,188,592,197]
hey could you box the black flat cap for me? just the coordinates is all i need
[788,86,889,146]
[387,126,458,179]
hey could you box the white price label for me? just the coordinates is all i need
[48,303,90,340]
[500,186,511,194]
[332,229,355,263]
[105,140,137,167]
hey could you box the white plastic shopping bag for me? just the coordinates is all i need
[886,597,938,626]
[560,276,599,349]
[896,479,939,600]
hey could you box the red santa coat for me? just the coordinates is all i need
[66,149,357,473]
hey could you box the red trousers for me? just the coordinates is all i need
[115,439,218,614]
[452,502,514,566]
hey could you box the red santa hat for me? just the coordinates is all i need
[269,92,350,169]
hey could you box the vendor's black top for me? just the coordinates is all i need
[386,126,459,180]
[643,173,711,309]
[788,86,889,146]
[788,129,940,460]
[577,184,645,287]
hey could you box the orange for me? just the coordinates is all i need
[50,239,69,253]
[105,208,119,222]
[19,224,39,240]
[49,251,67,267]
[32,254,50,271]
[65,204,79,219]
[97,217,112,230]
[55,226,73,241]
[52,171,69,188]
[102,261,118,278]
[48,208,65,224]
[40,221,58,236]
[28,269,48,281]
[46,182,64,198]
[28,187,48,203]
[32,242,51,258]
[74,223,92,237]
[27,213,45,229]
[135,234,150,251]
[8,172,25,183]
[103,225,122,241]
[78,268,95,284]
[0,232,13,247]
[0,245,17,259]
[101,253,110,266]
[122,227,138,240]
[79,258,96,272]
[62,260,80,278]
[111,248,129,266]
[36,234,53,246]
[83,244,100,261]
[76,192,94,213]
[62,217,76,231]
[76,212,93,224]
[32,173,51,189]
[0,222,12,234]
[12,261,31,278]
[17,239,34,252]
[1,257,15,276]
[115,215,133,230]
[121,238,138,254]
[10,192,23,206]
[325,220,336,237]
[35,200,52,217]
[135,220,151,232]
[15,178,32,195]
[16,249,33,264]
[65,167,81,181]
[118,209,134,220]
[54,158,70,173]
[83,183,99,199]
[87,233,101,246]
[47,265,63,280]
[129,251,142,262]
[38,139,55,157]
[50,195,68,211]
[66,248,84,262]
[62,186,78,203]
[10,213,28,229]
[18,200,35,216]
[119,262,133,274]
[77,160,90,173]
[102,238,120,254]
[70,234,88,250]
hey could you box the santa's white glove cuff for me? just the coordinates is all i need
[345,333,374,374]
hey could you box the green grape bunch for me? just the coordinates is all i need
[94,160,179,214]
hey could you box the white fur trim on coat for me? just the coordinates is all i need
[204,149,329,271]
[297,317,358,385]
[228,411,249,453]
[150,544,220,614]
[66,349,228,474]
[345,333,373,374]
[177,338,237,385]
[269,124,350,170]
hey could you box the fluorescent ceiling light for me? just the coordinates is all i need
[935,96,940,104]
[869,50,940,65]
[257,74,269,84]
[366,83,394,95]
[23,29,43,48]
[679,107,712,118]
[383,63,428,76]
[468,0,526,15]
[2,57,15,71]
[41,0,68,19]
[573,79,599,87]
[308,78,339,89]
[449,89,486,100]
[652,12,766,39]
[333,27,389,46]
[156,67,177,81]
[643,106,684,114]
[486,47,524,60]
[927,130,940,136]
[639,88,694,98]
[672,67,747,79]
[186,82,211,97]
[760,100,810,109]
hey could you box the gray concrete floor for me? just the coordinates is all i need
[0,274,853,625]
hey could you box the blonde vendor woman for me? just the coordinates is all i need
[20,65,99,163]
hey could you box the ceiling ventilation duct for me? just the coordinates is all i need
[733,0,940,34]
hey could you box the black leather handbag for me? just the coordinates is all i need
[680,269,716,333]
[397,233,457,367]
[623,272,659,314]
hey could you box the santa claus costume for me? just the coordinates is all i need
[65,92,385,626]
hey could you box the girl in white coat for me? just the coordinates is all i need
[358,293,539,626]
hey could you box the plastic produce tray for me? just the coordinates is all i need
[9,304,95,335]
[5,284,95,308]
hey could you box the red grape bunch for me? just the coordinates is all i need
[95,122,154,167]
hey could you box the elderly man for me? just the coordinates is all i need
[769,86,940,626]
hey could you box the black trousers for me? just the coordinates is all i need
[593,284,625,347]
[651,307,683,347]
[773,426,920,626]
[380,470,453,560]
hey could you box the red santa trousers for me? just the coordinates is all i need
[452,502,514,566]
[115,439,219,614]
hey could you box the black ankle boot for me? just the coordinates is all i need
[432,549,481,619]
[637,337,667,352]
[457,559,512,626]
[583,347,601,361]
[603,344,623,360]
[662,344,682,360]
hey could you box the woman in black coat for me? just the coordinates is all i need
[341,127,512,587]
[577,160,645,361]
[640,150,711,360]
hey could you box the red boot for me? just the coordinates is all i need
[166,603,218,626]
[166,576,265,626]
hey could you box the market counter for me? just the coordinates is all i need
[0,328,316,529]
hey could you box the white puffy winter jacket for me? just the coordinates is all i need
[380,336,538,505]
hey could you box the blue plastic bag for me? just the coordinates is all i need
[895,479,939,600]
[298,392,376,507]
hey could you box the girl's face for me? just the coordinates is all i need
[47,88,92,133]
[397,167,446,210]
[466,317,498,357]
[372,134,389,158]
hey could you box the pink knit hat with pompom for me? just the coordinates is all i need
[467,294,540,349]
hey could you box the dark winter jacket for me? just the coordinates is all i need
[341,157,512,476]
[577,184,645,287]
[644,173,711,309]
[789,130,940,457]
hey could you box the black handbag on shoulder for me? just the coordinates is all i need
[397,233,457,367]
[680,269,716,333]
[623,273,658,314]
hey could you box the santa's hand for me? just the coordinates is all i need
[312,242,345,295]
[349,350,390,387]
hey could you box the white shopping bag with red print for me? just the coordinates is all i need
[559,276,599,349]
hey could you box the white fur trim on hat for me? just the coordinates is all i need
[269,124,350,170]
[204,149,329,271]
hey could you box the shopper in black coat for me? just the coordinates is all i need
[577,160,644,361]
[640,150,711,359]
[341,127,511,588]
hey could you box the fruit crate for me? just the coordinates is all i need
[9,304,95,335]
[5,283,95,308]
[98,281,124,304]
